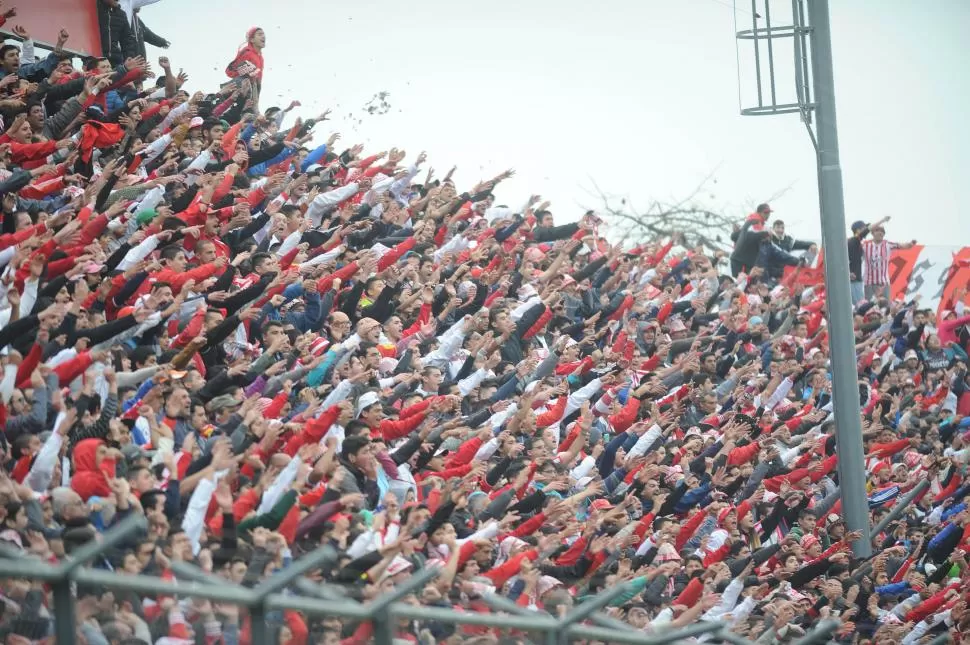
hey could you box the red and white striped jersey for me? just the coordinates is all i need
[862,239,898,286]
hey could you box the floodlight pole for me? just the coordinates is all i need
[806,0,872,558]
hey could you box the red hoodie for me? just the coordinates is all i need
[71,439,116,501]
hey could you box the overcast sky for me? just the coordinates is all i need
[141,0,968,247]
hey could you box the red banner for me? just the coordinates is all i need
[887,245,924,301]
[3,0,101,57]
[937,248,970,315]
[781,244,970,317]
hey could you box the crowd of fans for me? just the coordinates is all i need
[0,6,968,645]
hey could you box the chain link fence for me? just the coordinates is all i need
[0,514,853,645]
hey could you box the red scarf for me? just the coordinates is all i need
[78,121,126,162]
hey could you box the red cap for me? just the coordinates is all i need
[589,499,614,512]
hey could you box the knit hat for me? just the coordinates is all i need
[903,451,922,469]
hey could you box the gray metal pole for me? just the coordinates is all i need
[293,577,355,602]
[480,591,638,634]
[51,581,76,645]
[553,583,632,645]
[871,480,931,536]
[63,514,147,572]
[51,514,147,645]
[250,546,340,645]
[392,604,559,631]
[789,619,842,645]
[568,621,723,645]
[369,566,440,645]
[806,0,872,559]
[170,561,232,587]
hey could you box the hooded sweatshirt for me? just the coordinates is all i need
[70,438,116,501]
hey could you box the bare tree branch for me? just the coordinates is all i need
[584,170,788,253]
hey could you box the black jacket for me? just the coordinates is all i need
[730,219,767,270]
[498,302,547,364]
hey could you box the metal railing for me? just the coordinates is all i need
[0,28,94,59]
[0,511,884,644]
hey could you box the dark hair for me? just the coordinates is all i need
[341,435,370,459]
[364,276,382,292]
[691,373,712,389]
[83,57,110,71]
[251,252,273,270]
[151,281,173,292]
[0,44,19,61]
[159,245,184,262]
[262,320,284,336]
[489,307,509,325]
[3,501,22,527]
[160,216,184,231]
[140,490,163,512]
[345,420,370,438]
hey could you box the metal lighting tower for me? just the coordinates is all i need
[735,0,871,557]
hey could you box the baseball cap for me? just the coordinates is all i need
[356,391,380,417]
[206,394,241,413]
[589,499,614,512]
[122,443,155,464]
[384,555,413,578]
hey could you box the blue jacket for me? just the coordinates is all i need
[874,581,910,596]
[675,482,712,514]
[0,50,57,81]
[928,522,959,552]
[300,143,329,171]
[756,241,801,279]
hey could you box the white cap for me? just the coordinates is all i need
[485,206,513,222]
[356,391,380,417]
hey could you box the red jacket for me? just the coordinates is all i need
[226,44,264,84]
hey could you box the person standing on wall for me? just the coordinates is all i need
[862,219,916,302]
[848,216,887,305]
[730,202,773,277]
[97,0,162,64]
